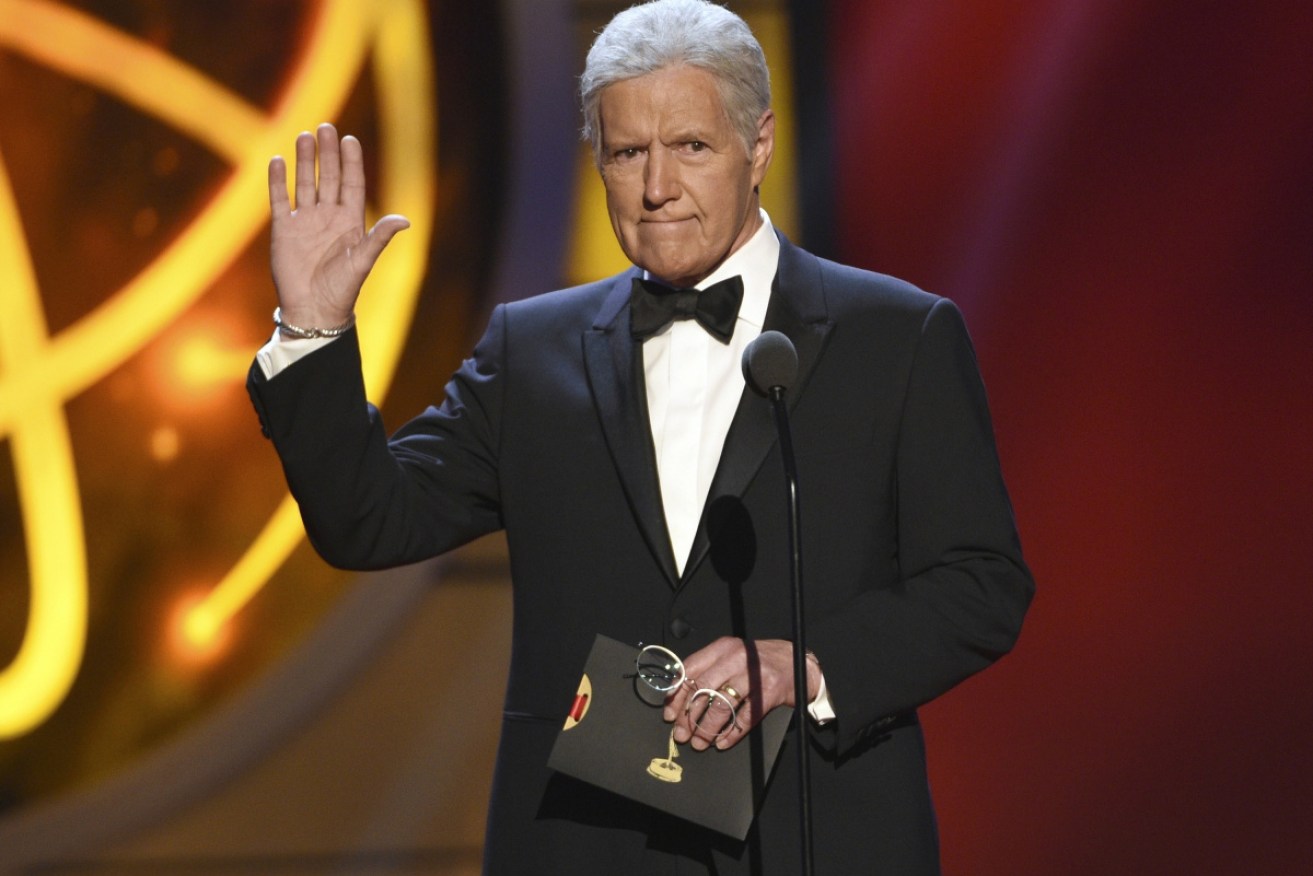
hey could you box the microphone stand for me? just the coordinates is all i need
[769,385,814,876]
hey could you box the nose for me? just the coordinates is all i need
[643,147,680,208]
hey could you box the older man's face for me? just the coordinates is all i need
[598,65,773,288]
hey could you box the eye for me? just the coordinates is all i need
[613,147,642,162]
[686,141,707,153]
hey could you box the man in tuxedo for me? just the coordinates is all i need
[248,0,1033,872]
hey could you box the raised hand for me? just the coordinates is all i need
[268,123,410,332]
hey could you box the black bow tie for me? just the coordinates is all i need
[628,276,744,343]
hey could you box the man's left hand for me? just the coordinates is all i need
[662,637,821,751]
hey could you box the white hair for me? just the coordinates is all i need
[580,0,771,163]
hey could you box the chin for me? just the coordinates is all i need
[648,265,704,287]
[638,252,710,285]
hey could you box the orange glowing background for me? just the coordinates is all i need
[0,0,492,808]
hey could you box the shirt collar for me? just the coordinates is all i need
[640,209,778,331]
[698,209,777,330]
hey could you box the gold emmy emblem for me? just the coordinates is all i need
[647,728,684,784]
[0,0,435,741]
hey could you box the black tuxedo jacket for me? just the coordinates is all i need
[248,236,1034,874]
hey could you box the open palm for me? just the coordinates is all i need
[268,123,409,330]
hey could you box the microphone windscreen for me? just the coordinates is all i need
[742,330,798,396]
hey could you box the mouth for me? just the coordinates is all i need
[640,216,695,228]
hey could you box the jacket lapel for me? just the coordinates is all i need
[582,271,681,586]
[681,237,833,585]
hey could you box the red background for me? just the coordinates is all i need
[827,2,1312,871]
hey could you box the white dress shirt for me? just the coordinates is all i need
[641,210,777,576]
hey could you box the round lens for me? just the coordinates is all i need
[636,644,684,692]
[686,689,740,742]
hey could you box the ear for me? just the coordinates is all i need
[750,109,776,188]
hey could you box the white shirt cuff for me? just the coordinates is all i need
[807,671,836,725]
[255,329,339,379]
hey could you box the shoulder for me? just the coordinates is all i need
[779,238,950,327]
[500,271,634,332]
[817,254,942,316]
[470,270,635,365]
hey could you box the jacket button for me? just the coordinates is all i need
[669,616,691,640]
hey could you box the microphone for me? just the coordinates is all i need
[741,330,814,876]
[742,330,798,398]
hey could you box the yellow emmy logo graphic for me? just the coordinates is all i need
[647,729,684,783]
[0,0,436,739]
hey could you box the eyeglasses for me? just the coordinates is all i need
[634,644,689,693]
[630,644,742,743]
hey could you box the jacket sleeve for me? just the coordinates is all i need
[246,309,509,570]
[807,297,1034,756]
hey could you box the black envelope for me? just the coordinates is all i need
[547,634,792,840]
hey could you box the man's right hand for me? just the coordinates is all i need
[267,122,410,332]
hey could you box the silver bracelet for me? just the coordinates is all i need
[273,307,355,339]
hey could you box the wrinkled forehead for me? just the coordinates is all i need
[597,65,735,143]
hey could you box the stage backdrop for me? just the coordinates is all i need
[824,1,1313,873]
[0,0,500,815]
[1,1,1309,873]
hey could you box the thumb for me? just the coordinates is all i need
[359,213,411,267]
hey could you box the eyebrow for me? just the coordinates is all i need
[664,127,714,143]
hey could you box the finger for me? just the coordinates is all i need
[340,134,367,216]
[677,688,761,751]
[317,122,342,205]
[713,695,759,750]
[683,691,739,751]
[665,638,737,720]
[268,155,290,217]
[663,678,690,722]
[293,130,317,210]
[673,638,745,700]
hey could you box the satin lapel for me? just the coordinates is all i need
[681,238,833,586]
[583,272,681,586]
